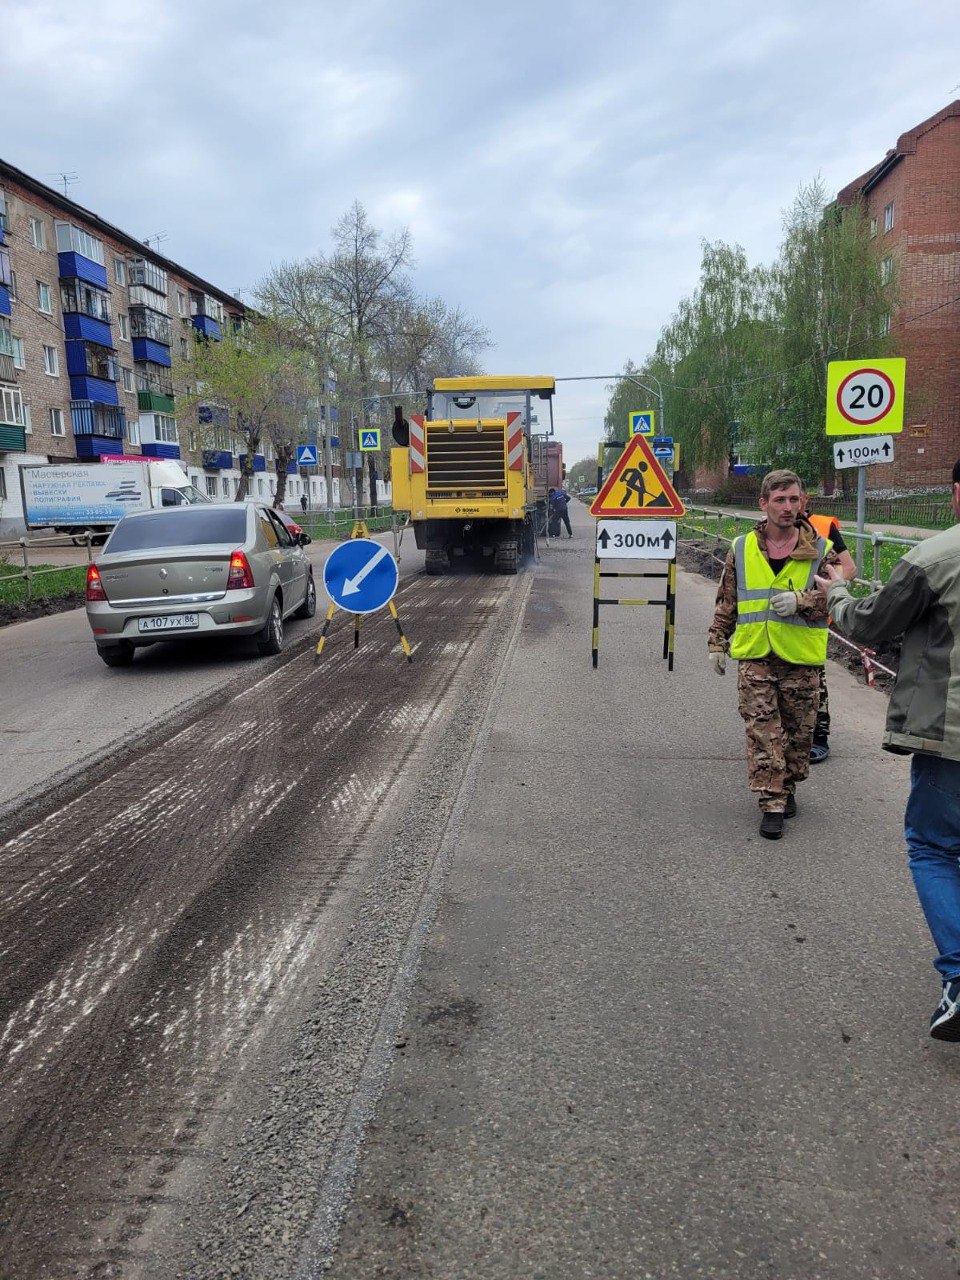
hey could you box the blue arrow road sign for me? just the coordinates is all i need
[323,539,399,615]
[296,444,318,466]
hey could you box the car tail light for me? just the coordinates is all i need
[86,563,107,602]
[226,550,254,590]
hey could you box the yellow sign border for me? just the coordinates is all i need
[629,410,655,436]
[359,428,382,451]
[825,358,905,436]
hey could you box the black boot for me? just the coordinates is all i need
[760,812,784,839]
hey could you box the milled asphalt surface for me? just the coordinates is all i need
[0,524,420,821]
[329,502,960,1280]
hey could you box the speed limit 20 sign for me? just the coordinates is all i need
[825,358,905,436]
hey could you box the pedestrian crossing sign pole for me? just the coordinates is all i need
[589,437,684,672]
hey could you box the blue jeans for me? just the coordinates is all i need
[905,754,960,980]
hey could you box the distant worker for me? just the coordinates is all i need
[550,487,572,538]
[300,492,308,515]
[816,459,960,1040]
[804,494,858,764]
[708,469,838,840]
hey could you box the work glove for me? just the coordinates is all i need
[709,650,726,676]
[770,591,800,618]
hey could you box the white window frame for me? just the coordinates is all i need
[205,475,218,498]
[153,413,178,444]
[884,201,895,233]
[257,478,265,496]
[128,417,140,446]
[36,281,52,314]
[118,313,129,340]
[23,404,32,434]
[8,269,16,301]
[11,336,24,369]
[0,384,24,426]
[114,258,126,286]
[178,291,187,316]
[49,406,65,436]
[869,216,877,239]
[221,476,231,497]
[879,312,891,337]
[121,366,133,392]
[881,255,893,285]
[42,344,59,376]
[29,217,46,250]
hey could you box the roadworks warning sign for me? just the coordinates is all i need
[589,435,685,518]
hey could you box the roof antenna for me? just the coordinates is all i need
[146,231,169,252]
[50,172,79,197]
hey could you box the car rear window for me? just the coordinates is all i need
[106,507,248,552]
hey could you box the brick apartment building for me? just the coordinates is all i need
[0,161,342,532]
[836,99,960,489]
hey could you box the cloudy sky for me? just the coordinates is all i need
[7,0,960,463]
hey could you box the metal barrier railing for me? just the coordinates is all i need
[677,505,911,682]
[678,504,919,589]
[0,533,94,602]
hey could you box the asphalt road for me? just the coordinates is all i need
[0,526,421,823]
[3,500,959,1279]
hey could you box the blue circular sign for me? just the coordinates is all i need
[323,539,399,614]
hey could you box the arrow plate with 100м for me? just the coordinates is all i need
[596,519,677,559]
[832,435,895,470]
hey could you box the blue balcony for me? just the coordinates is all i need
[239,453,266,473]
[0,285,8,317]
[69,375,119,406]
[142,441,181,460]
[71,400,126,439]
[199,405,229,426]
[64,313,113,347]
[132,337,171,367]
[58,252,108,289]
[191,315,221,341]
[202,449,233,469]
[278,458,298,474]
[75,436,125,459]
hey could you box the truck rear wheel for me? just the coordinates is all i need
[425,548,450,575]
[494,541,518,574]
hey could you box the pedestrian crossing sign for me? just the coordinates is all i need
[589,434,685,518]
[629,411,655,435]
[359,429,381,451]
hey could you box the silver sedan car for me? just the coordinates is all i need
[86,502,316,667]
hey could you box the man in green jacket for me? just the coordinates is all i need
[709,469,835,840]
[816,460,960,1041]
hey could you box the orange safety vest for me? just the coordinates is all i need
[807,512,838,542]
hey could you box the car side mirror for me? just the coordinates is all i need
[298,532,312,546]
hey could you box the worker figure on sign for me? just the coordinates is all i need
[815,458,960,1041]
[708,469,839,840]
[803,490,857,764]
[620,461,649,508]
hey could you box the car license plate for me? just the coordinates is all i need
[138,613,200,633]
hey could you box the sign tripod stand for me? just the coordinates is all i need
[314,521,412,665]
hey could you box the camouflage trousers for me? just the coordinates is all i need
[737,657,821,813]
[815,665,831,741]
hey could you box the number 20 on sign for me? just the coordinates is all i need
[825,358,905,435]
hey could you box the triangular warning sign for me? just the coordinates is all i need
[589,435,685,518]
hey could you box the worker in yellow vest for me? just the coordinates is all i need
[708,470,840,839]
[804,500,858,763]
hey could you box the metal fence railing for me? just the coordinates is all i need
[678,505,920,590]
[0,534,94,602]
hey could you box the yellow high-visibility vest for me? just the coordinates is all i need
[729,531,830,664]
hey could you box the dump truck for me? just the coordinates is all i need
[390,376,557,574]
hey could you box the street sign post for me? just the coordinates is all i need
[323,539,398,615]
[589,435,685,518]
[832,435,895,470]
[826,357,906,574]
[596,519,676,559]
[629,410,655,436]
[826,358,905,436]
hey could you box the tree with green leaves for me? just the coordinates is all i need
[173,317,315,504]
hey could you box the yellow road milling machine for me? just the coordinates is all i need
[390,375,557,574]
